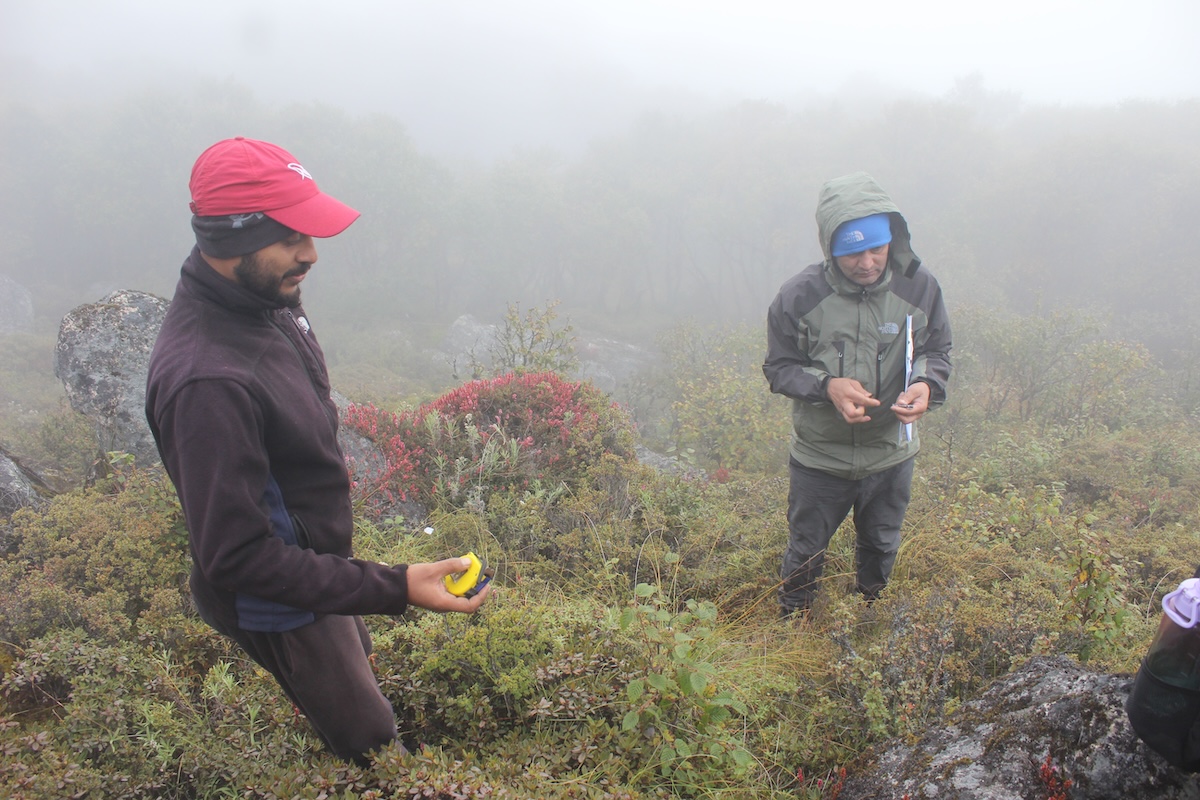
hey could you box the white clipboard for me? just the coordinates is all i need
[901,314,913,443]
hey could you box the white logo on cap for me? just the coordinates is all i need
[287,163,313,180]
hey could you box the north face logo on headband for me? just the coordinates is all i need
[287,163,313,180]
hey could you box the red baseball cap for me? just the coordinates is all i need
[188,137,360,237]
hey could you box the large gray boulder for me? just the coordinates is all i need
[438,313,498,379]
[54,290,168,467]
[838,655,1200,800]
[0,274,35,335]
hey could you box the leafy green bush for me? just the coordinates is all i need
[469,300,580,379]
[0,461,188,647]
[633,320,789,476]
[672,362,787,475]
[0,334,99,489]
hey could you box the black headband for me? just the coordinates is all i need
[191,212,293,258]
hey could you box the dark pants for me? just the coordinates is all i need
[780,457,914,612]
[216,613,399,765]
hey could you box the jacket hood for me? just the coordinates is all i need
[816,172,921,278]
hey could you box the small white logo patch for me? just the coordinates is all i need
[840,230,865,247]
[229,212,264,229]
[287,163,313,180]
[879,322,900,335]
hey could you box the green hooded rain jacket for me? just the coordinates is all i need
[762,172,952,480]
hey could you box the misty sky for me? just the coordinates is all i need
[4,0,1198,159]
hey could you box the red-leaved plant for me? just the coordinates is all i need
[343,372,634,514]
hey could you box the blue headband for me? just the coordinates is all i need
[831,213,892,257]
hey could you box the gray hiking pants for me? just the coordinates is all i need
[780,457,914,612]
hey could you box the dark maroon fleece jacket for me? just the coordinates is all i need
[145,247,408,634]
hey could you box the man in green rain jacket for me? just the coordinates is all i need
[763,172,952,616]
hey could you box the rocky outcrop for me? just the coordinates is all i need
[634,444,706,481]
[838,655,1200,800]
[0,274,35,335]
[0,445,49,520]
[54,291,169,467]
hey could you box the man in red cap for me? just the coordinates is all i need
[145,137,491,765]
[763,172,952,618]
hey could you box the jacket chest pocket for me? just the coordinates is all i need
[808,339,847,377]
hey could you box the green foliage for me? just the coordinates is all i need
[672,362,783,475]
[0,333,96,488]
[617,582,754,789]
[8,308,1200,796]
[468,300,580,379]
[1066,545,1133,663]
[639,320,789,475]
[951,303,1167,433]
[1,628,236,799]
[0,460,188,646]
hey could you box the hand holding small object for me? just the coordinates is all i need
[444,552,494,598]
[406,554,493,612]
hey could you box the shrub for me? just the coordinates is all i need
[638,320,789,476]
[0,629,236,799]
[365,582,759,797]
[468,300,579,379]
[7,312,1200,798]
[671,362,788,475]
[0,461,188,647]
[343,371,636,514]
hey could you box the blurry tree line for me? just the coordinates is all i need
[2,80,1198,361]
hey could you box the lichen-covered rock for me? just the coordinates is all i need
[0,445,49,520]
[838,655,1200,800]
[54,290,168,466]
[635,444,706,481]
[576,335,656,394]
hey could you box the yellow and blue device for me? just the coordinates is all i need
[444,552,494,598]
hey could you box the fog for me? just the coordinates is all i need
[2,0,1200,367]
[4,0,1198,160]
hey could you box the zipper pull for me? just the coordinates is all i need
[287,310,311,335]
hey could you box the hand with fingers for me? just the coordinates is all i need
[406,555,494,613]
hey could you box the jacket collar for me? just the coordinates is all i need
[180,245,282,316]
